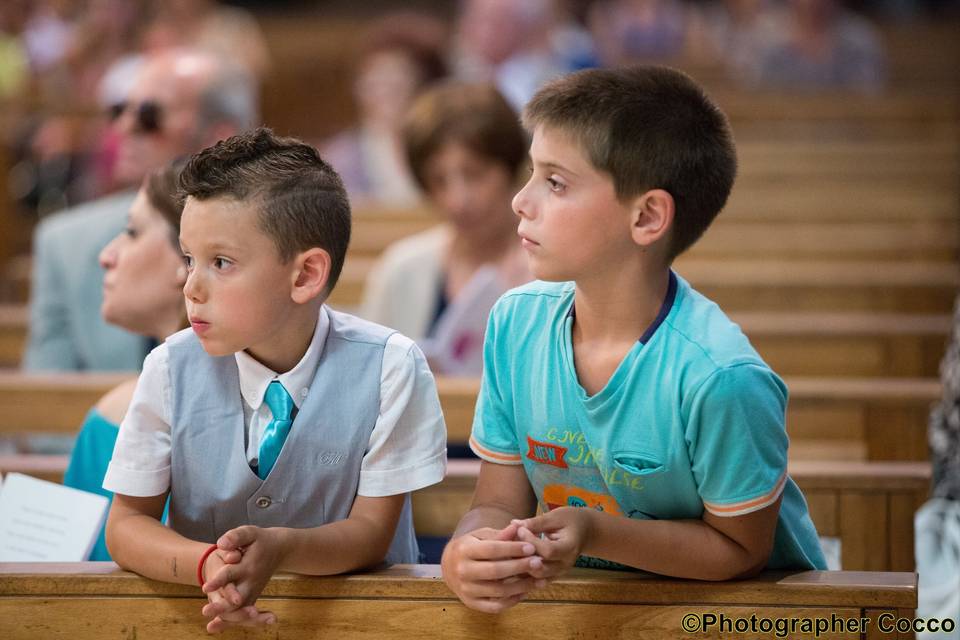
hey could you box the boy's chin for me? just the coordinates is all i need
[196,337,236,357]
[531,266,571,283]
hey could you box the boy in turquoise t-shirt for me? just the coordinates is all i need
[441,66,826,613]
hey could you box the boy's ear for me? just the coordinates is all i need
[290,248,332,304]
[629,189,674,249]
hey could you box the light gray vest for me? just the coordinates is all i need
[166,308,419,564]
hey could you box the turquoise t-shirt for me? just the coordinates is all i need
[470,273,826,570]
[63,409,120,561]
[64,409,171,561]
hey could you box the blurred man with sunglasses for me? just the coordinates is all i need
[24,48,258,371]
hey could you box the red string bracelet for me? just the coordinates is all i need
[197,544,219,587]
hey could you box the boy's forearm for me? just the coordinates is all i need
[106,513,211,586]
[583,511,765,581]
[274,518,393,575]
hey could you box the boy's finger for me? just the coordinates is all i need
[514,526,552,555]
[465,539,536,561]
[218,525,257,550]
[202,590,237,618]
[512,515,553,535]
[206,610,275,634]
[202,564,243,594]
[463,576,540,600]
[528,557,569,580]
[468,591,528,614]
[459,555,542,581]
[218,607,258,623]
[222,582,244,606]
[219,549,243,565]
[493,522,520,541]
[206,616,227,635]
[251,610,277,626]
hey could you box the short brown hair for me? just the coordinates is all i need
[404,82,528,191]
[523,65,737,259]
[178,128,351,291]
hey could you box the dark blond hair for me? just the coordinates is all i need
[404,82,528,191]
[524,65,737,260]
[144,158,188,247]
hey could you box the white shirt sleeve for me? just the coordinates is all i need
[358,333,447,497]
[101,345,173,497]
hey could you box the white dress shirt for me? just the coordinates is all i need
[103,307,447,498]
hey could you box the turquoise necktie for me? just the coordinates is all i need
[257,380,295,479]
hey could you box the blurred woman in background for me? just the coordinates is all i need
[361,82,530,375]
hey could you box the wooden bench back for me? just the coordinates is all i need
[0,563,918,639]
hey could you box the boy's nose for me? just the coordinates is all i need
[512,182,533,220]
[183,270,205,303]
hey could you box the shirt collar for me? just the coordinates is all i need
[235,306,330,411]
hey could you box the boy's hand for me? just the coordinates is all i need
[200,547,276,634]
[513,507,596,581]
[201,526,286,627]
[441,522,547,614]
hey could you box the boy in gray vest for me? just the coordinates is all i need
[102,128,447,633]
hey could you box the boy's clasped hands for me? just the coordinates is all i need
[441,506,596,613]
[195,509,590,629]
[198,525,287,634]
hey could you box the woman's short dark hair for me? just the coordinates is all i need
[144,157,188,248]
[404,82,528,191]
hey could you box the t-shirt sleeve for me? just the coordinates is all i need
[469,299,523,464]
[101,345,173,497]
[685,363,789,517]
[358,334,447,497]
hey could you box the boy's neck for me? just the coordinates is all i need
[244,303,321,374]
[572,262,672,345]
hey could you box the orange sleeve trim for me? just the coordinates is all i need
[469,435,523,464]
[703,470,788,516]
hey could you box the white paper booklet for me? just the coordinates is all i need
[0,473,109,561]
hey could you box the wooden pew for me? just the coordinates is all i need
[346,212,959,263]
[0,304,27,367]
[0,307,948,376]
[0,562,917,639]
[675,260,958,314]
[0,456,931,573]
[736,312,949,379]
[412,459,931,572]
[0,374,938,462]
[0,454,68,483]
[784,378,938,461]
[435,376,939,462]
[328,257,959,312]
[0,372,129,440]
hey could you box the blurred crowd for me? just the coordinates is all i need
[2,0,953,220]
[0,0,266,220]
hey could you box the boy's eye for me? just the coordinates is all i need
[213,257,232,270]
[547,177,565,193]
[124,226,137,239]
[182,255,194,269]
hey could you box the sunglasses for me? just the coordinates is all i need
[108,100,163,134]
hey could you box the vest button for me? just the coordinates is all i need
[256,496,272,508]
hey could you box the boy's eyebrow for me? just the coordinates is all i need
[178,239,242,253]
[530,154,580,179]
